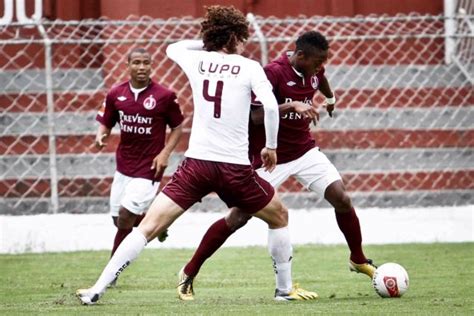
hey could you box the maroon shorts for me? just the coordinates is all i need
[162,158,274,213]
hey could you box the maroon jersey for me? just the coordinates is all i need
[250,53,325,168]
[96,80,184,181]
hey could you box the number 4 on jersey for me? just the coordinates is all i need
[203,79,223,118]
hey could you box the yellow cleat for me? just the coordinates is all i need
[349,259,377,279]
[274,283,319,301]
[177,267,195,301]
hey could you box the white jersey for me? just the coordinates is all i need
[166,40,279,165]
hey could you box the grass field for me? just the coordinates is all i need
[1,243,473,315]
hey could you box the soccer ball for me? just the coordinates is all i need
[372,263,409,298]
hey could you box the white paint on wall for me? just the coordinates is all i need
[0,206,472,254]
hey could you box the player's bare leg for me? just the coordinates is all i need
[324,180,376,278]
[137,193,185,240]
[76,193,184,305]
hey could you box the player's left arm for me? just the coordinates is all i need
[315,74,336,118]
[151,93,184,178]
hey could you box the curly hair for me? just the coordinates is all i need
[200,5,249,54]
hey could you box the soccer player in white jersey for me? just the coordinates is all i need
[76,5,317,305]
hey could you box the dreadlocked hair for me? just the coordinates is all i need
[200,5,249,54]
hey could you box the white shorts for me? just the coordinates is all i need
[109,171,160,217]
[256,147,341,197]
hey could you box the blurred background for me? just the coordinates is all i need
[0,0,472,252]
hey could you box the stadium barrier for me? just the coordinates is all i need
[1,12,473,214]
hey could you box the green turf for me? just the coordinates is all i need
[1,243,473,315]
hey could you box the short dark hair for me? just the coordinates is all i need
[295,31,329,55]
[200,5,249,54]
[127,47,150,62]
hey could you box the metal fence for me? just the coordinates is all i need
[1,12,473,214]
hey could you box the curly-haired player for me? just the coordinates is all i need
[76,5,318,305]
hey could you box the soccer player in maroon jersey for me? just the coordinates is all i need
[178,31,377,296]
[77,6,318,305]
[95,47,183,285]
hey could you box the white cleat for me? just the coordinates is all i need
[76,288,102,305]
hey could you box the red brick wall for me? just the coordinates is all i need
[0,0,442,19]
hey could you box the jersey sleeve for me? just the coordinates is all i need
[165,92,184,128]
[166,40,204,72]
[250,92,262,109]
[249,61,279,149]
[96,92,118,129]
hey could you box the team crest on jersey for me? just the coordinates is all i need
[143,95,156,110]
[310,75,319,89]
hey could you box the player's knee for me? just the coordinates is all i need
[112,216,118,228]
[341,193,352,209]
[225,209,251,231]
[117,208,136,229]
[269,204,288,228]
[333,192,353,213]
[280,205,289,224]
[325,181,352,212]
[117,218,134,229]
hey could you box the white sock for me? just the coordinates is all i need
[91,229,147,294]
[268,226,293,293]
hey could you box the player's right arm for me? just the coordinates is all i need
[95,124,111,150]
[95,92,118,150]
